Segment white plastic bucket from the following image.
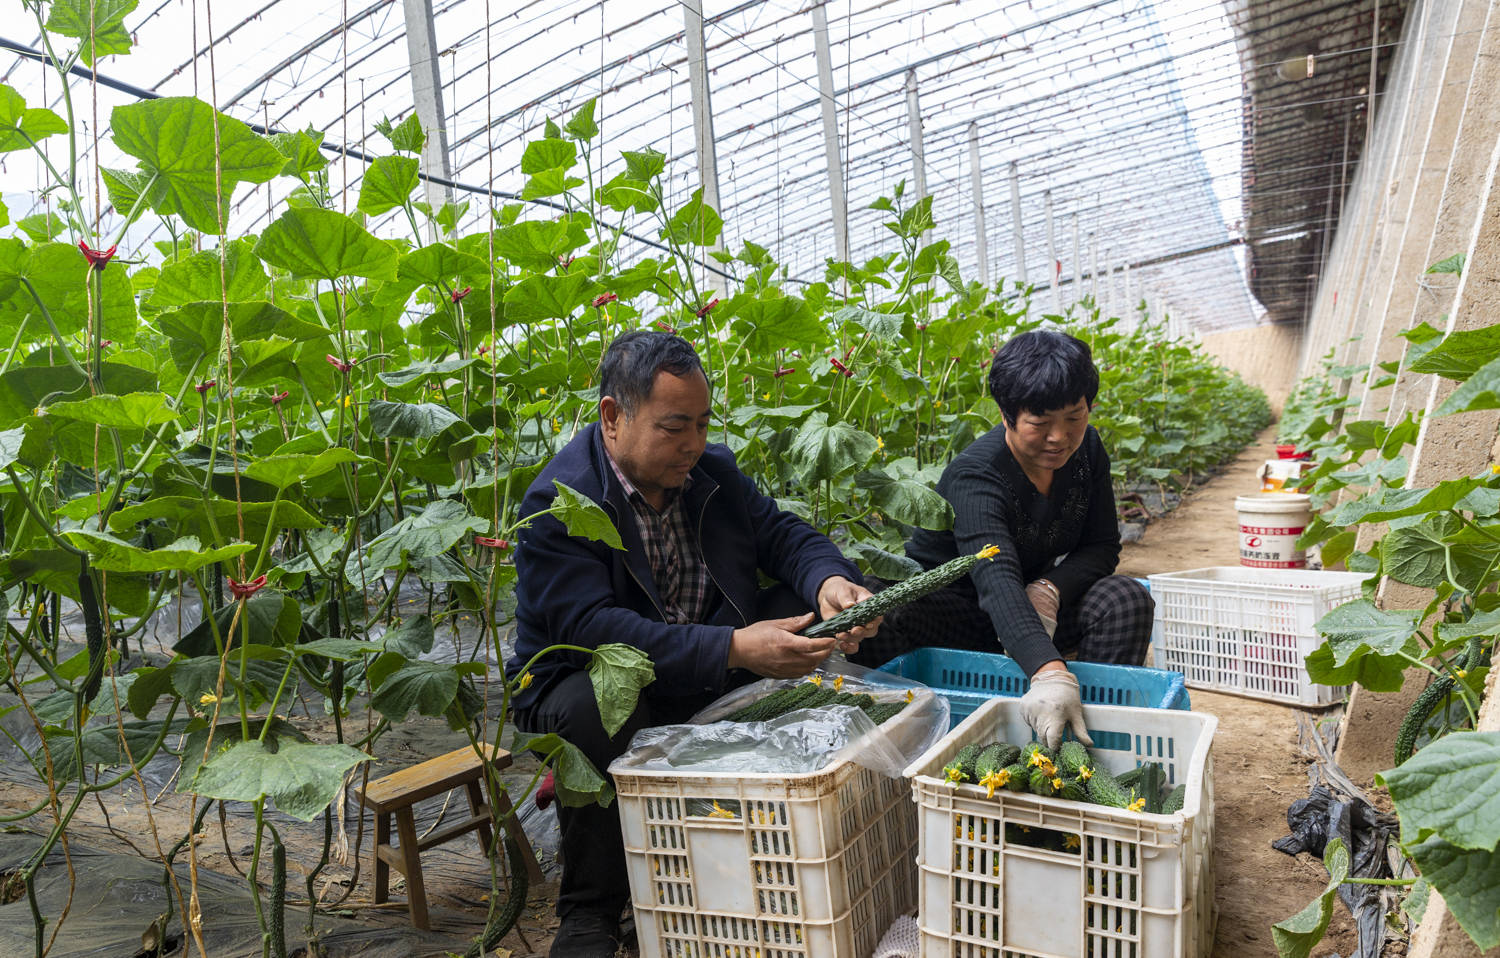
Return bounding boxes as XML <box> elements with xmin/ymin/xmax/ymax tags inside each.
<box><xmin>1234</xmin><ymin>493</ymin><xmax>1312</xmax><ymax>569</ymax></box>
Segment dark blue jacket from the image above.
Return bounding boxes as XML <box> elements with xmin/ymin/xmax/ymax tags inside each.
<box><xmin>506</xmin><ymin>422</ymin><xmax>860</xmax><ymax>707</ymax></box>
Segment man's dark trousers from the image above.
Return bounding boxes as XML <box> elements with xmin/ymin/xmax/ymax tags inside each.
<box><xmin>515</xmin><ymin>584</ymin><xmax>811</xmax><ymax>923</ymax></box>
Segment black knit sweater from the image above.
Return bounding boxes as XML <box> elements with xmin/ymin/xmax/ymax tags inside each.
<box><xmin>905</xmin><ymin>423</ymin><xmax>1121</xmax><ymax>675</ymax></box>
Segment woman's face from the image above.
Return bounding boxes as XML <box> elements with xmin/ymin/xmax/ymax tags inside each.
<box><xmin>1006</xmin><ymin>397</ymin><xmax>1091</xmax><ymax>474</ymax></box>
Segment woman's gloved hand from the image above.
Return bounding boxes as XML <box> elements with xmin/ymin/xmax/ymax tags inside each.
<box><xmin>1020</xmin><ymin>667</ymin><xmax>1093</xmax><ymax>750</ymax></box>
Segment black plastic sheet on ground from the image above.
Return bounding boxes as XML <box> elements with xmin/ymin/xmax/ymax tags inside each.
<box><xmin>0</xmin><ymin>831</ymin><xmax>475</xmax><ymax>958</ymax></box>
<box><xmin>1272</xmin><ymin>784</ymin><xmax>1399</xmax><ymax>958</ymax></box>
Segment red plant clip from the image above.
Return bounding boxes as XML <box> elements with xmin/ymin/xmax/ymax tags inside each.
<box><xmin>450</xmin><ymin>286</ymin><xmax>471</xmax><ymax>304</ymax></box>
<box><xmin>830</xmin><ymin>358</ymin><xmax>853</xmax><ymax>377</ymax></box>
<box><xmin>591</xmin><ymin>292</ymin><xmax>618</xmax><ymax>309</ymax></box>
<box><xmin>100</xmin><ymin>340</ymin><xmax>113</xmax><ymax>349</ymax></box>
<box><xmin>655</xmin><ymin>320</ymin><xmax>678</xmax><ymax>335</ymax></box>
<box><xmin>227</xmin><ymin>575</ymin><xmax>267</xmax><ymax>600</ymax></box>
<box><xmin>773</xmin><ymin>366</ymin><xmax>796</xmax><ymax>378</ymax></box>
<box><xmin>477</xmin><ymin>344</ymin><xmax>490</xmax><ymax>356</ymax></box>
<box><xmin>270</xmin><ymin>391</ymin><xmax>290</xmax><ymax>404</ymax></box>
<box><xmin>558</xmin><ymin>254</ymin><xmax>574</xmax><ymax>268</ymax></box>
<box><xmin>325</xmin><ymin>354</ymin><xmax>353</xmax><ymax>373</ymax></box>
<box><xmin>474</xmin><ymin>536</ymin><xmax>511</xmax><ymax>550</ymax></box>
<box><xmin>916</xmin><ymin>323</ymin><xmax>928</xmax><ymax>333</ymax></box>
<box><xmin>195</xmin><ymin>380</ymin><xmax>217</xmax><ymax>395</ymax></box>
<box><xmin>695</xmin><ymin>298</ymin><xmax>719</xmax><ymax>319</ymax></box>
<box><xmin>78</xmin><ymin>240</ymin><xmax>117</xmax><ymax>271</ymax></box>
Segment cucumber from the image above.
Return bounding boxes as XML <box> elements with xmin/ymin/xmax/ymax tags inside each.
<box><xmin>1002</xmin><ymin>763</ymin><xmax>1029</xmax><ymax>792</ymax></box>
<box><xmin>1059</xmin><ymin>778</ymin><xmax>1088</xmax><ymax>802</ymax></box>
<box><xmin>944</xmin><ymin>744</ymin><xmax>984</xmax><ymax>785</ymax></box>
<box><xmin>975</xmin><ymin>743</ymin><xmax>1018</xmax><ymax>780</ymax></box>
<box><xmin>1162</xmin><ymin>784</ymin><xmax>1186</xmax><ymax>814</ymax></box>
<box><xmin>802</xmin><ymin>545</ymin><xmax>1001</xmax><ymax>637</ymax></box>
<box><xmin>1084</xmin><ymin>765</ymin><xmax>1131</xmax><ymax>809</ymax></box>
<box><xmin>1058</xmin><ymin>741</ymin><xmax>1093</xmax><ymax>777</ymax></box>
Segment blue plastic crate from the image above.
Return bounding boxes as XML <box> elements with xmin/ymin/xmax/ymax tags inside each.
<box><xmin>874</xmin><ymin>647</ymin><xmax>1189</xmax><ymax>729</ymax></box>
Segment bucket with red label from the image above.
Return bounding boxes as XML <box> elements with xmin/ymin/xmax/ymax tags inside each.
<box><xmin>1234</xmin><ymin>493</ymin><xmax>1312</xmax><ymax>568</ymax></box>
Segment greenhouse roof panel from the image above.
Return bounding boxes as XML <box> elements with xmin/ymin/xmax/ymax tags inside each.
<box><xmin>0</xmin><ymin>0</ymin><xmax>1398</xmax><ymax>332</ymax></box>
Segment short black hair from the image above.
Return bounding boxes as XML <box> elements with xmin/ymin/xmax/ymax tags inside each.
<box><xmin>987</xmin><ymin>329</ymin><xmax>1099</xmax><ymax>424</ymax></box>
<box><xmin>597</xmin><ymin>330</ymin><xmax>707</xmax><ymax>418</ymax></box>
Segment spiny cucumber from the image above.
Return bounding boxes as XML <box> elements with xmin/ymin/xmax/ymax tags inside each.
<box><xmin>1001</xmin><ymin>763</ymin><xmax>1029</xmax><ymax>792</ymax></box>
<box><xmin>1394</xmin><ymin>634</ymin><xmax>1485</xmax><ymax>765</ymax></box>
<box><xmin>1162</xmin><ymin>784</ymin><xmax>1186</xmax><ymax>814</ymax></box>
<box><xmin>944</xmin><ymin>744</ymin><xmax>984</xmax><ymax>785</ymax></box>
<box><xmin>802</xmin><ymin>545</ymin><xmax>1001</xmax><ymax>638</ymax></box>
<box><xmin>975</xmin><ymin>743</ymin><xmax>1019</xmax><ymax>781</ymax></box>
<box><xmin>1084</xmin><ymin>765</ymin><xmax>1131</xmax><ymax>809</ymax></box>
<box><xmin>1058</xmin><ymin>741</ymin><xmax>1093</xmax><ymax>777</ymax></box>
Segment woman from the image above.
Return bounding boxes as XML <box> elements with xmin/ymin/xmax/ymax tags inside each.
<box><xmin>852</xmin><ymin>329</ymin><xmax>1154</xmax><ymax>747</ymax></box>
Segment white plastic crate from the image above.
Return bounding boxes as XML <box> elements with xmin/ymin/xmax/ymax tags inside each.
<box><xmin>904</xmin><ymin>698</ymin><xmax>1217</xmax><ymax>958</ymax></box>
<box><xmin>612</xmin><ymin>699</ymin><xmax>928</xmax><ymax>958</ymax></box>
<box><xmin>1148</xmin><ymin>566</ymin><xmax>1372</xmax><ymax>706</ymax></box>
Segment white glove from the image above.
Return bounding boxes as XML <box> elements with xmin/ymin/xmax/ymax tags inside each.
<box><xmin>1020</xmin><ymin>669</ymin><xmax>1093</xmax><ymax>751</ymax></box>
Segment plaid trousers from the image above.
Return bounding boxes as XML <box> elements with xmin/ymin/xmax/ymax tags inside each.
<box><xmin>848</xmin><ymin>574</ymin><xmax>1154</xmax><ymax>670</ymax></box>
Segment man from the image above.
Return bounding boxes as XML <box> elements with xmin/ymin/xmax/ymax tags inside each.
<box><xmin>507</xmin><ymin>330</ymin><xmax>878</xmax><ymax>957</ymax></box>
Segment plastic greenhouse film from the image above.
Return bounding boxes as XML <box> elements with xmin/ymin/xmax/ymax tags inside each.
<box><xmin>611</xmin><ymin>663</ymin><xmax>948</xmax><ymax>778</ymax></box>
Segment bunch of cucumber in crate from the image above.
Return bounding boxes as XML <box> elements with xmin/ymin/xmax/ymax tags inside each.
<box><xmin>724</xmin><ymin>676</ymin><xmax>912</xmax><ymax>725</ymax></box>
<box><xmin>942</xmin><ymin>739</ymin><xmax>1185</xmax><ymax>813</ymax></box>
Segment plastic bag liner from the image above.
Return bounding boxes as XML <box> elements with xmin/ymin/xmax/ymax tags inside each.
<box><xmin>1272</xmin><ymin>783</ymin><xmax>1397</xmax><ymax>958</ymax></box>
<box><xmin>611</xmin><ymin>659</ymin><xmax>948</xmax><ymax>779</ymax></box>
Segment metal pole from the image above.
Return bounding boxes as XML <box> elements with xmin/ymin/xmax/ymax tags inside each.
<box><xmin>1071</xmin><ymin>213</ymin><xmax>1081</xmax><ymax>312</ymax></box>
<box><xmin>1123</xmin><ymin>262</ymin><xmax>1133</xmax><ymax>324</ymax></box>
<box><xmin>402</xmin><ymin>0</ymin><xmax>454</xmax><ymax>221</ymax></box>
<box><xmin>1089</xmin><ymin>231</ymin><xmax>1099</xmax><ymax>307</ymax></box>
<box><xmin>812</xmin><ymin>2</ymin><xmax>848</xmax><ymax>264</ymax></box>
<box><xmin>1103</xmin><ymin>250</ymin><xmax>1114</xmax><ymax>318</ymax></box>
<box><xmin>1045</xmin><ymin>189</ymin><xmax>1059</xmax><ymax>314</ymax></box>
<box><xmin>968</xmin><ymin>121</ymin><xmax>988</xmax><ymax>287</ymax></box>
<box><xmin>1008</xmin><ymin>160</ymin><xmax>1026</xmax><ymax>284</ymax></box>
<box><xmin>905</xmin><ymin>70</ymin><xmax>927</xmax><ymax>205</ymax></box>
<box><xmin>683</xmin><ymin>0</ymin><xmax>725</xmax><ymax>271</ymax></box>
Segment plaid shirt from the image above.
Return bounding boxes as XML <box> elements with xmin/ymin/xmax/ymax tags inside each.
<box><xmin>605</xmin><ymin>451</ymin><xmax>714</xmax><ymax>624</ymax></box>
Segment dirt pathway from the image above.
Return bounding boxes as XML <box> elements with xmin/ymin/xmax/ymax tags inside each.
<box><xmin>1119</xmin><ymin>424</ymin><xmax>1360</xmax><ymax>958</ymax></box>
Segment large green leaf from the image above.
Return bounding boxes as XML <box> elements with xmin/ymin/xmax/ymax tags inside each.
<box><xmin>377</xmin><ymin>114</ymin><xmax>425</xmax><ymax>154</ymax></box>
<box><xmin>357</xmin><ymin>155</ymin><xmax>419</xmax><ymax>216</ymax></box>
<box><xmin>186</xmin><ymin>737</ymin><xmax>372</xmax><ymax>820</ymax></box>
<box><xmin>173</xmin><ymin>593</ymin><xmax>302</xmax><ymax>657</ymax></box>
<box><xmin>1303</xmin><ymin>641</ymin><xmax>1408</xmax><ymax>692</ymax></box>
<box><xmin>491</xmin><ymin>220</ymin><xmax>585</xmax><ymax>272</ymax></box>
<box><xmin>19</xmin><ymin>242</ymin><xmax>137</xmax><ymax>339</ymax></box>
<box><xmin>550</xmin><ymin>481</ymin><xmax>624</xmax><ymax>550</ymax></box>
<box><xmin>46</xmin><ymin>392</ymin><xmax>180</xmax><ymax>429</ymax></box>
<box><xmin>520</xmin><ymin>138</ymin><xmax>576</xmax><ymax>175</ymax></box>
<box><xmin>108</xmin><ymin>496</ymin><xmax>323</xmax><ymax>541</ymax></box>
<box><xmin>1378</xmin><ymin>732</ymin><xmax>1500</xmax><ymax>849</ymax></box>
<box><xmin>512</xmin><ymin>732</ymin><xmax>613</xmax><ymax>808</ymax></box>
<box><xmin>356</xmin><ymin>499</ymin><xmax>488</xmax><ymax>577</ymax></box>
<box><xmin>829</xmin><ymin>304</ymin><xmax>904</xmax><ymax>341</ymax></box>
<box><xmin>112</xmin><ymin>97</ymin><xmax>284</xmax><ymax>231</ymax></box>
<box><xmin>848</xmin><ymin>541</ymin><xmax>923</xmax><ymax>580</ymax></box>
<box><xmin>255</xmin><ymin>208</ymin><xmax>399</xmax><ymax>281</ymax></box>
<box><xmin>1436</xmin><ymin>354</ymin><xmax>1500</xmax><ymax>416</ymax></box>
<box><xmin>856</xmin><ymin>469</ymin><xmax>952</xmax><ymax>529</ymax></box>
<box><xmin>45</xmin><ymin>0</ymin><xmax>137</xmax><ymax>65</ymax></box>
<box><xmin>0</xmin><ymin>547</ymin><xmax>149</xmax><ymax>615</ymax></box>
<box><xmin>0</xmin><ymin>84</ymin><xmax>68</xmax><ymax>152</ymax></box>
<box><xmin>269</xmin><ymin>127</ymin><xmax>327</xmax><ymax>178</ymax></box>
<box><xmin>503</xmin><ymin>272</ymin><xmax>598</xmax><ymax>323</ymax></box>
<box><xmin>735</xmin><ymin>296</ymin><xmax>825</xmax><ymax>349</ymax></box>
<box><xmin>1409</xmin><ymin>325</ymin><xmax>1500</xmax><ymax>382</ymax></box>
<box><xmin>370</xmin><ymin>659</ymin><xmax>484</xmax><ymax>725</ymax></box>
<box><xmin>243</xmin><ymin>447</ymin><xmax>361</xmax><ymax>489</ymax></box>
<box><xmin>1271</xmin><ymin>838</ymin><xmax>1349</xmax><ymax>958</ymax></box>
<box><xmin>367</xmin><ymin>399</ymin><xmax>463</xmax><ymax>439</ymax></box>
<box><xmin>145</xmin><ymin>240</ymin><xmax>268</xmax><ymax>313</ymax></box>
<box><xmin>661</xmin><ymin>188</ymin><xmax>722</xmax><ymax>247</ymax></box>
<box><xmin>62</xmin><ymin>531</ymin><xmax>254</xmax><ymax>574</ymax></box>
<box><xmin>0</xmin><ymin>425</ymin><xmax>23</xmax><ymax>471</ymax></box>
<box><xmin>396</xmin><ymin>243</ymin><xmax>487</xmax><ymax>288</ymax></box>
<box><xmin>1382</xmin><ymin>513</ymin><xmax>1460</xmax><ymax>589</ymax></box>
<box><xmin>788</xmin><ymin>412</ymin><xmax>878</xmax><ymax>483</ymax></box>
<box><xmin>1328</xmin><ymin>479</ymin><xmax>1479</xmax><ymax>526</ymax></box>
<box><xmin>589</xmin><ymin>644</ymin><xmax>655</xmax><ymax>738</ymax></box>
<box><xmin>44</xmin><ymin>720</ymin><xmax>179</xmax><ymax>778</ymax></box>
<box><xmin>1314</xmin><ymin>600</ymin><xmax>1422</xmax><ymax>660</ymax></box>
<box><xmin>1402</xmin><ymin>833</ymin><xmax>1500</xmax><ymax>950</ymax></box>
<box><xmin>377</xmin><ymin>357</ymin><xmax>480</xmax><ymax>389</ymax></box>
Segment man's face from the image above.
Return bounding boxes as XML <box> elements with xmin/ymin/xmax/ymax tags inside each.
<box><xmin>601</xmin><ymin>369</ymin><xmax>712</xmax><ymax>506</ymax></box>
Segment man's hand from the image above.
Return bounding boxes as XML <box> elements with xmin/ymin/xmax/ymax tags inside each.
<box><xmin>816</xmin><ymin>575</ymin><xmax>881</xmax><ymax>654</ymax></box>
<box><xmin>728</xmin><ymin>613</ymin><xmax>836</xmax><ymax>678</ymax></box>
<box><xmin>1025</xmin><ymin>578</ymin><xmax>1060</xmax><ymax>638</ymax></box>
<box><xmin>1019</xmin><ymin>662</ymin><xmax>1093</xmax><ymax>750</ymax></box>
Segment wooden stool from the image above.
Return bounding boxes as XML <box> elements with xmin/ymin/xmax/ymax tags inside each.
<box><xmin>355</xmin><ymin>742</ymin><xmax>544</xmax><ymax>929</ymax></box>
